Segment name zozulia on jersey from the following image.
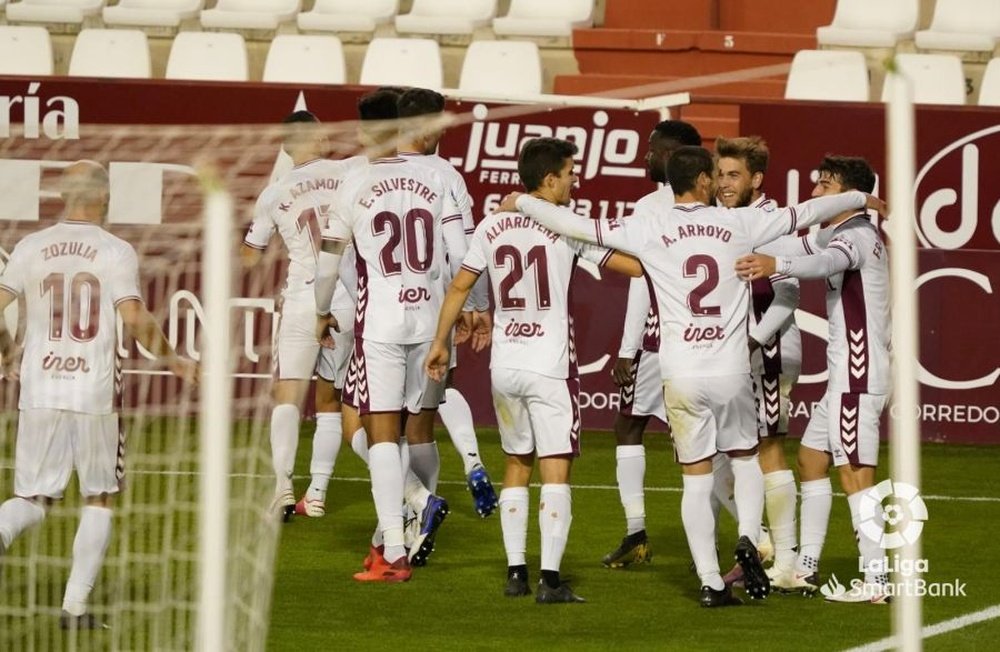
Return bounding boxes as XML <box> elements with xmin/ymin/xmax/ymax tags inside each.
<box><xmin>42</xmin><ymin>241</ymin><xmax>99</xmax><ymax>262</ymax></box>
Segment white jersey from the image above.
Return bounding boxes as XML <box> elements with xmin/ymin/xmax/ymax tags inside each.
<box><xmin>324</xmin><ymin>156</ymin><xmax>465</xmax><ymax>344</ymax></box>
<box><xmin>462</xmin><ymin>210</ymin><xmax>611</xmax><ymax>379</ymax></box>
<box><xmin>515</xmin><ymin>190</ymin><xmax>868</xmax><ymax>380</ymax></box>
<box><xmin>0</xmin><ymin>221</ymin><xmax>142</xmax><ymax>414</ymax></box>
<box><xmin>244</xmin><ymin>157</ymin><xmax>366</xmax><ymax>302</ymax></box>
<box><xmin>817</xmin><ymin>215</ymin><xmax>892</xmax><ymax>394</ymax></box>
<box><xmin>746</xmin><ymin>195</ymin><xmax>802</xmax><ymax>376</ymax></box>
<box><xmin>619</xmin><ymin>186</ymin><xmax>673</xmax><ymax>357</ymax></box>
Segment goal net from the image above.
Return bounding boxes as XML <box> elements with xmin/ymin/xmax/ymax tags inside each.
<box><xmin>0</xmin><ymin>120</ymin><xmax>363</xmax><ymax>651</ymax></box>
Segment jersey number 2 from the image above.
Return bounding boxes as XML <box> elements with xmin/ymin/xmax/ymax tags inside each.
<box><xmin>683</xmin><ymin>254</ymin><xmax>721</xmax><ymax>317</ymax></box>
<box><xmin>41</xmin><ymin>272</ymin><xmax>101</xmax><ymax>342</ymax></box>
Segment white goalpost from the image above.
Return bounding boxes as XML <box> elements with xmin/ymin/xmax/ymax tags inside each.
<box><xmin>885</xmin><ymin>62</ymin><xmax>923</xmax><ymax>651</ymax></box>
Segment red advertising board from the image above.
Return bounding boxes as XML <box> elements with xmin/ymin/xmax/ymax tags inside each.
<box><xmin>1</xmin><ymin>77</ymin><xmax>997</xmax><ymax>443</ymax></box>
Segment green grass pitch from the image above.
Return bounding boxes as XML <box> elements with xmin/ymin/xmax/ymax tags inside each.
<box><xmin>268</xmin><ymin>429</ymin><xmax>1000</xmax><ymax>651</ymax></box>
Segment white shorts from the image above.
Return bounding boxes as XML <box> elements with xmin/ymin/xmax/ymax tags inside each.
<box><xmin>619</xmin><ymin>350</ymin><xmax>667</xmax><ymax>423</ymax></box>
<box><xmin>491</xmin><ymin>367</ymin><xmax>580</xmax><ymax>459</ymax></box>
<box><xmin>342</xmin><ymin>338</ymin><xmax>444</xmax><ymax>415</ymax></box>
<box><xmin>754</xmin><ymin>364</ymin><xmax>800</xmax><ymax>438</ymax></box>
<box><xmin>801</xmin><ymin>391</ymin><xmax>887</xmax><ymax>467</ymax></box>
<box><xmin>315</xmin><ymin>306</ymin><xmax>355</xmax><ymax>390</ymax></box>
<box><xmin>14</xmin><ymin>408</ymin><xmax>124</xmax><ymax>499</ymax></box>
<box><xmin>663</xmin><ymin>374</ymin><xmax>761</xmax><ymax>465</ymax></box>
<box><xmin>273</xmin><ymin>298</ymin><xmax>321</xmax><ymax>380</ymax></box>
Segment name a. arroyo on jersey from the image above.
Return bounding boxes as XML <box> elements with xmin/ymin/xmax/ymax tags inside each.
<box><xmin>42</xmin><ymin>241</ymin><xmax>98</xmax><ymax>262</ymax></box>
<box><xmin>504</xmin><ymin>320</ymin><xmax>545</xmax><ymax>338</ymax></box>
<box><xmin>485</xmin><ymin>214</ymin><xmax>559</xmax><ymax>244</ymax></box>
<box><xmin>662</xmin><ymin>224</ymin><xmax>733</xmax><ymax>248</ymax></box>
<box><xmin>360</xmin><ymin>177</ymin><xmax>439</xmax><ymax>208</ymax></box>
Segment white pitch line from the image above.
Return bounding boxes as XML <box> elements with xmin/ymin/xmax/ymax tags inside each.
<box><xmin>844</xmin><ymin>603</ymin><xmax>1000</xmax><ymax>652</ymax></box>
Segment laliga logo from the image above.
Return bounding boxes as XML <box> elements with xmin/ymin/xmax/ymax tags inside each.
<box><xmin>858</xmin><ymin>480</ymin><xmax>928</xmax><ymax>550</ymax></box>
<box><xmin>914</xmin><ymin>124</ymin><xmax>1000</xmax><ymax>250</ymax></box>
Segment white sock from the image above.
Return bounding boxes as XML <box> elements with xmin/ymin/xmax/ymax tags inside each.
<box><xmin>730</xmin><ymin>455</ymin><xmax>765</xmax><ymax>543</ymax></box>
<box><xmin>539</xmin><ymin>484</ymin><xmax>572</xmax><ymax>573</ymax></box>
<box><xmin>438</xmin><ymin>388</ymin><xmax>482</xmax><ymax>476</ymax></box>
<box><xmin>350</xmin><ymin>428</ymin><xmax>368</xmax><ymax>465</ymax></box>
<box><xmin>848</xmin><ymin>490</ymin><xmax>888</xmax><ymax>586</ymax></box>
<box><xmin>0</xmin><ymin>497</ymin><xmax>46</xmax><ymax>549</ymax></box>
<box><xmin>403</xmin><ymin>468</ymin><xmax>431</xmax><ymax>516</ymax></box>
<box><xmin>62</xmin><ymin>505</ymin><xmax>113</xmax><ymax>616</ymax></box>
<box><xmin>796</xmin><ymin>477</ymin><xmax>832</xmax><ymax>574</ymax></box>
<box><xmin>615</xmin><ymin>445</ymin><xmax>646</xmax><ymax>534</ymax></box>
<box><xmin>408</xmin><ymin>442</ymin><xmax>439</xmax><ymax>494</ymax></box>
<box><xmin>307</xmin><ymin>412</ymin><xmax>342</xmax><ymax>501</ymax></box>
<box><xmin>368</xmin><ymin>442</ymin><xmax>405</xmax><ymax>563</ymax></box>
<box><xmin>499</xmin><ymin>487</ymin><xmax>529</xmax><ymax>567</ymax></box>
<box><xmin>270</xmin><ymin>404</ymin><xmax>300</xmax><ymax>491</ymax></box>
<box><xmin>682</xmin><ymin>473</ymin><xmax>723</xmax><ymax>590</ymax></box>
<box><xmin>764</xmin><ymin>469</ymin><xmax>798</xmax><ymax>571</ymax></box>
<box><xmin>710</xmin><ymin>452</ymin><xmax>738</xmax><ymax>521</ymax></box>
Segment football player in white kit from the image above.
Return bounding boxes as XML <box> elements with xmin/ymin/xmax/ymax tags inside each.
<box><xmin>314</xmin><ymin>92</ymin><xmax>469</xmax><ymax>583</ymax></box>
<box><xmin>500</xmin><ymin>146</ymin><xmax>885</xmax><ymax>607</ymax></box>
<box><xmin>714</xmin><ymin>136</ymin><xmax>797</xmax><ymax>585</ymax></box>
<box><xmin>0</xmin><ymin>161</ymin><xmax>196</xmax><ymax>629</ymax></box>
<box><xmin>241</xmin><ymin>111</ymin><xmax>365</xmax><ymax>520</ymax></box>
<box><xmin>735</xmin><ymin>156</ymin><xmax>892</xmax><ymax>603</ymax></box>
<box><xmin>395</xmin><ymin>87</ymin><xmax>499</xmax><ymax>518</ymax></box>
<box><xmin>426</xmin><ymin>138</ymin><xmax>643</xmax><ymax>603</ymax></box>
<box><xmin>603</xmin><ymin>120</ymin><xmax>702</xmax><ymax>569</ymax></box>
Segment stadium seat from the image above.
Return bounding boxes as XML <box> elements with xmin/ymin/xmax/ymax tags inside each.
<box><xmin>200</xmin><ymin>0</ymin><xmax>299</xmax><ymax>30</ymax></box>
<box><xmin>492</xmin><ymin>0</ymin><xmax>594</xmax><ymax>37</ymax></box>
<box><xmin>978</xmin><ymin>58</ymin><xmax>1000</xmax><ymax>105</ymax></box>
<box><xmin>881</xmin><ymin>53</ymin><xmax>966</xmax><ymax>104</ymax></box>
<box><xmin>68</xmin><ymin>28</ymin><xmax>151</xmax><ymax>78</ymax></box>
<box><xmin>0</xmin><ymin>25</ymin><xmax>52</xmax><ymax>75</ymax></box>
<box><xmin>297</xmin><ymin>0</ymin><xmax>396</xmax><ymax>34</ymax></box>
<box><xmin>4</xmin><ymin>0</ymin><xmax>104</xmax><ymax>24</ymax></box>
<box><xmin>459</xmin><ymin>40</ymin><xmax>542</xmax><ymax>95</ymax></box>
<box><xmin>359</xmin><ymin>37</ymin><xmax>442</xmax><ymax>89</ymax></box>
<box><xmin>165</xmin><ymin>31</ymin><xmax>248</xmax><ymax>81</ymax></box>
<box><xmin>816</xmin><ymin>0</ymin><xmax>919</xmax><ymax>48</ymax></box>
<box><xmin>395</xmin><ymin>0</ymin><xmax>495</xmax><ymax>35</ymax></box>
<box><xmin>784</xmin><ymin>49</ymin><xmax>869</xmax><ymax>102</ymax></box>
<box><xmin>103</xmin><ymin>0</ymin><xmax>203</xmax><ymax>28</ymax></box>
<box><xmin>262</xmin><ymin>34</ymin><xmax>345</xmax><ymax>84</ymax></box>
<box><xmin>915</xmin><ymin>0</ymin><xmax>1000</xmax><ymax>54</ymax></box>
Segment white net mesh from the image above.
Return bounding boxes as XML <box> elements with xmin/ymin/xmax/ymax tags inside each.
<box><xmin>0</xmin><ymin>121</ymin><xmax>365</xmax><ymax>651</ymax></box>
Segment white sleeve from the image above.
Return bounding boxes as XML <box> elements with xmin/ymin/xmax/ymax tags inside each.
<box><xmin>315</xmin><ymin>210</ymin><xmax>352</xmax><ymax>314</ymax></box>
<box><xmin>618</xmin><ymin>276</ymin><xmax>651</xmax><ymax>358</ymax></box>
<box><xmin>441</xmin><ymin>193</ymin><xmax>468</xmax><ymax>282</ymax></box>
<box><xmin>109</xmin><ymin>245</ymin><xmax>144</xmax><ymax>306</ymax></box>
<box><xmin>776</xmin><ymin>237</ymin><xmax>856</xmax><ymax>280</ymax></box>
<box><xmin>460</xmin><ymin>225</ymin><xmax>489</xmax><ymax>275</ymax></box>
<box><xmin>747</xmin><ymin>191</ymin><xmax>867</xmax><ymax>249</ymax></box>
<box><xmin>749</xmin><ymin>276</ymin><xmax>799</xmax><ymax>345</ymax></box>
<box><xmin>515</xmin><ymin>194</ymin><xmax>646</xmax><ymax>255</ymax></box>
<box><xmin>243</xmin><ymin>193</ymin><xmax>275</xmax><ymax>250</ymax></box>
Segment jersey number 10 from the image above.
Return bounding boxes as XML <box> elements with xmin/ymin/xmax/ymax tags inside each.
<box><xmin>41</xmin><ymin>272</ymin><xmax>101</xmax><ymax>342</ymax></box>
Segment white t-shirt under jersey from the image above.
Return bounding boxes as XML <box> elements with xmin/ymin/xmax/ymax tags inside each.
<box><xmin>0</xmin><ymin>221</ymin><xmax>143</xmax><ymax>414</ymax></box>
<box><xmin>244</xmin><ymin>157</ymin><xmax>366</xmax><ymax>303</ymax></box>
<box><xmin>462</xmin><ymin>210</ymin><xmax>611</xmax><ymax>379</ymax></box>
<box><xmin>323</xmin><ymin>156</ymin><xmax>466</xmax><ymax>345</ymax></box>
<box><xmin>515</xmin><ymin>190</ymin><xmax>868</xmax><ymax>380</ymax></box>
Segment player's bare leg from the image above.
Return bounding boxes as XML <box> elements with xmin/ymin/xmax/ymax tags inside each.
<box><xmin>500</xmin><ymin>453</ymin><xmax>533</xmax><ymax>597</ymax></box>
<box><xmin>786</xmin><ymin>445</ymin><xmax>832</xmax><ymax>594</ymax></box>
<box><xmin>403</xmin><ymin>410</ymin><xmax>448</xmax><ymax>567</ymax></box>
<box><xmin>270</xmin><ymin>378</ymin><xmax>310</xmax><ymax>521</ymax></box>
<box><xmin>354</xmin><ymin>412</ymin><xmax>411</xmax><ymax>582</ymax></box>
<box><xmin>603</xmin><ymin>412</ymin><xmax>652</xmax><ymax>568</ymax></box>
<box><xmin>296</xmin><ymin>378</ymin><xmax>342</xmax><ymax>518</ymax></box>
<box><xmin>61</xmin><ymin>493</ymin><xmax>113</xmax><ymax>629</ymax></box>
<box><xmin>681</xmin><ymin>458</ymin><xmax>739</xmax><ymax>607</ymax></box>
<box><xmin>535</xmin><ymin>455</ymin><xmax>584</xmax><ymax>604</ymax></box>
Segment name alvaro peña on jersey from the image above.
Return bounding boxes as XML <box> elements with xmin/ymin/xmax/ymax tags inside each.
<box><xmin>42</xmin><ymin>241</ymin><xmax>98</xmax><ymax>262</ymax></box>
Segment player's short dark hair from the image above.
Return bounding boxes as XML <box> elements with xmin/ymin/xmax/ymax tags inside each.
<box><xmin>818</xmin><ymin>155</ymin><xmax>876</xmax><ymax>193</ymax></box>
<box><xmin>715</xmin><ymin>135</ymin><xmax>769</xmax><ymax>175</ymax></box>
<box><xmin>397</xmin><ymin>88</ymin><xmax>445</xmax><ymax>119</ymax></box>
<box><xmin>282</xmin><ymin>110</ymin><xmax>320</xmax><ymax>148</ymax></box>
<box><xmin>376</xmin><ymin>85</ymin><xmax>409</xmax><ymax>97</ymax></box>
<box><xmin>282</xmin><ymin>110</ymin><xmax>318</xmax><ymax>125</ymax></box>
<box><xmin>357</xmin><ymin>90</ymin><xmax>399</xmax><ymax>121</ymax></box>
<box><xmin>518</xmin><ymin>137</ymin><xmax>578</xmax><ymax>192</ymax></box>
<box><xmin>653</xmin><ymin>120</ymin><xmax>702</xmax><ymax>147</ymax></box>
<box><xmin>666</xmin><ymin>146</ymin><xmax>714</xmax><ymax>195</ymax></box>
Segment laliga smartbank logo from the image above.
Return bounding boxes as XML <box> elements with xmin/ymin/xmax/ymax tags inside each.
<box><xmin>819</xmin><ymin>481</ymin><xmax>967</xmax><ymax>599</ymax></box>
